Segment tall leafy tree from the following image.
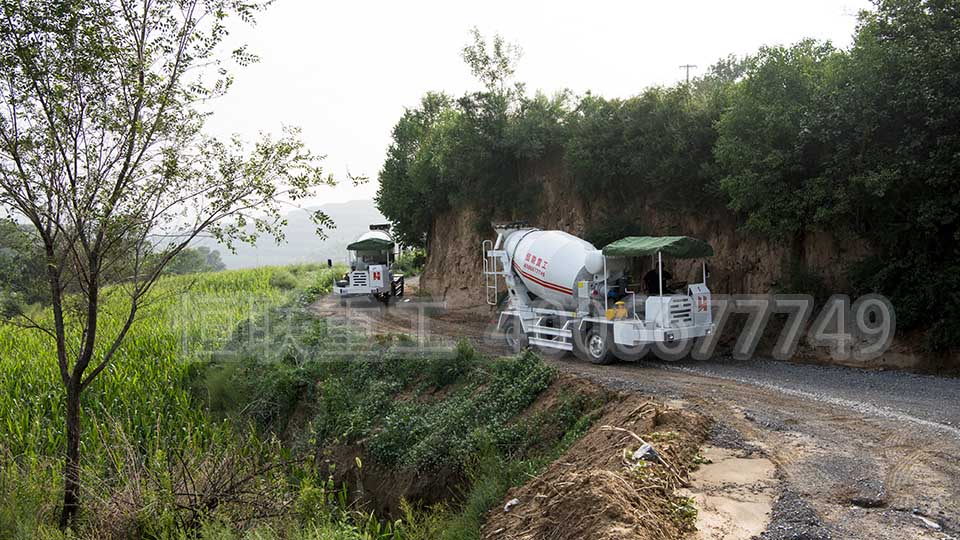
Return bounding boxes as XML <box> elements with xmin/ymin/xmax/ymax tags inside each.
<box><xmin>376</xmin><ymin>92</ymin><xmax>452</xmax><ymax>248</ymax></box>
<box><xmin>377</xmin><ymin>29</ymin><xmax>537</xmax><ymax>246</ymax></box>
<box><xmin>714</xmin><ymin>40</ymin><xmax>841</xmax><ymax>240</ymax></box>
<box><xmin>821</xmin><ymin>0</ymin><xmax>960</xmax><ymax>346</ymax></box>
<box><xmin>0</xmin><ymin>0</ymin><xmax>332</xmax><ymax>525</ymax></box>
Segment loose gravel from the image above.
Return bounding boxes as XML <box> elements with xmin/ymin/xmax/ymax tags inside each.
<box><xmin>757</xmin><ymin>490</ymin><xmax>832</xmax><ymax>540</ymax></box>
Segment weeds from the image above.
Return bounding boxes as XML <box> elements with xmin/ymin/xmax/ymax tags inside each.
<box><xmin>671</xmin><ymin>496</ymin><xmax>698</xmax><ymax>529</ymax></box>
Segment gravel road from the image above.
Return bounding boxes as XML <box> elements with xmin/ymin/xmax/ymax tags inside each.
<box><xmin>546</xmin><ymin>356</ymin><xmax>960</xmax><ymax>540</ymax></box>
<box><xmin>650</xmin><ymin>357</ymin><xmax>960</xmax><ymax>436</ymax></box>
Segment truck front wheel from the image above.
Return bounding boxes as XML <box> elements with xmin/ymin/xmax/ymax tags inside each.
<box><xmin>575</xmin><ymin>325</ymin><xmax>615</xmax><ymax>365</ymax></box>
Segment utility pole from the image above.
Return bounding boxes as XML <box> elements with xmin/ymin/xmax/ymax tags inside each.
<box><xmin>679</xmin><ymin>64</ymin><xmax>698</xmax><ymax>84</ymax></box>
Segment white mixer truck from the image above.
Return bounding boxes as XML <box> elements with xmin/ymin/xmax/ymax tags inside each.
<box><xmin>334</xmin><ymin>225</ymin><xmax>405</xmax><ymax>304</ymax></box>
<box><xmin>482</xmin><ymin>223</ymin><xmax>715</xmax><ymax>363</ymax></box>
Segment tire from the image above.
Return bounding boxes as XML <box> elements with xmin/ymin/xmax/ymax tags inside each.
<box><xmin>575</xmin><ymin>324</ymin><xmax>616</xmax><ymax>365</ymax></box>
<box><xmin>502</xmin><ymin>318</ymin><xmax>528</xmax><ymax>354</ymax></box>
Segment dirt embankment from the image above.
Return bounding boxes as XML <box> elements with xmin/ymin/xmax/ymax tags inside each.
<box><xmin>419</xmin><ymin>154</ymin><xmax>942</xmax><ymax>370</ymax></box>
<box><xmin>422</xmin><ymin>154</ymin><xmax>867</xmax><ymax>309</ymax></box>
<box><xmin>482</xmin><ymin>390</ymin><xmax>780</xmax><ymax>540</ymax></box>
<box><xmin>483</xmin><ymin>395</ymin><xmax>715</xmax><ymax>540</ymax></box>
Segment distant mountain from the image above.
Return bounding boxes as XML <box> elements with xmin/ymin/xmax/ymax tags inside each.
<box><xmin>196</xmin><ymin>199</ymin><xmax>387</xmax><ymax>269</ymax></box>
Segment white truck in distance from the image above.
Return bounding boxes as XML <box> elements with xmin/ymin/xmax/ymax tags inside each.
<box><xmin>334</xmin><ymin>225</ymin><xmax>405</xmax><ymax>304</ymax></box>
<box><xmin>483</xmin><ymin>223</ymin><xmax>715</xmax><ymax>364</ymax></box>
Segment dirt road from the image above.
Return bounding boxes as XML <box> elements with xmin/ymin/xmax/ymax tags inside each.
<box><xmin>551</xmin><ymin>357</ymin><xmax>959</xmax><ymax>539</ymax></box>
<box><xmin>312</xmin><ymin>291</ymin><xmax>960</xmax><ymax>539</ymax></box>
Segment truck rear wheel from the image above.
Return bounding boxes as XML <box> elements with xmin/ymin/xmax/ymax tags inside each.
<box><xmin>575</xmin><ymin>325</ymin><xmax>615</xmax><ymax>365</ymax></box>
<box><xmin>502</xmin><ymin>318</ymin><xmax>528</xmax><ymax>354</ymax></box>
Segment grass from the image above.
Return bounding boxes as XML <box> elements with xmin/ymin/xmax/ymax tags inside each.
<box><xmin>0</xmin><ymin>262</ymin><xmax>605</xmax><ymax>540</ymax></box>
<box><xmin>0</xmin><ymin>264</ymin><xmax>340</xmax><ymax>538</ymax></box>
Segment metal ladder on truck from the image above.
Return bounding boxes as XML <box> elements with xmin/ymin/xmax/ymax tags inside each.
<box><xmin>482</xmin><ymin>239</ymin><xmax>574</xmax><ymax>352</ymax></box>
<box><xmin>481</xmin><ymin>239</ymin><xmax>509</xmax><ymax>306</ymax></box>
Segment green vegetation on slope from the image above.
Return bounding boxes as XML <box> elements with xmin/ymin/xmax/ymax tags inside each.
<box><xmin>376</xmin><ymin>0</ymin><xmax>960</xmax><ymax>350</ymax></box>
<box><xmin>1</xmin><ymin>265</ymin><xmax>605</xmax><ymax>539</ymax></box>
<box><xmin>199</xmin><ymin>301</ymin><xmax>607</xmax><ymax>540</ymax></box>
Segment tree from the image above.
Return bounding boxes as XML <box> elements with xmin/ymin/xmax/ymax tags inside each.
<box><xmin>377</xmin><ymin>30</ymin><xmax>539</xmax><ymax>246</ymax></box>
<box><xmin>461</xmin><ymin>26</ymin><xmax>522</xmax><ymax>94</ymax></box>
<box><xmin>0</xmin><ymin>218</ymin><xmax>46</xmax><ymax>314</ymax></box>
<box><xmin>563</xmin><ymin>82</ymin><xmax>725</xmax><ymax>206</ymax></box>
<box><xmin>820</xmin><ymin>0</ymin><xmax>960</xmax><ymax>347</ymax></box>
<box><xmin>0</xmin><ymin>0</ymin><xmax>332</xmax><ymax>526</ymax></box>
<box><xmin>376</xmin><ymin>92</ymin><xmax>452</xmax><ymax>248</ymax></box>
<box><xmin>164</xmin><ymin>246</ymin><xmax>226</xmax><ymax>275</ymax></box>
<box><xmin>714</xmin><ymin>40</ymin><xmax>841</xmax><ymax>239</ymax></box>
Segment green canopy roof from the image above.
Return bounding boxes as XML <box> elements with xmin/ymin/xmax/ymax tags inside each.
<box><xmin>347</xmin><ymin>238</ymin><xmax>394</xmax><ymax>251</ymax></box>
<box><xmin>602</xmin><ymin>236</ymin><xmax>714</xmax><ymax>259</ymax></box>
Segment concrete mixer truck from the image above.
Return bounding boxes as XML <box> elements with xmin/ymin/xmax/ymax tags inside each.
<box><xmin>482</xmin><ymin>223</ymin><xmax>715</xmax><ymax>364</ymax></box>
<box><xmin>334</xmin><ymin>224</ymin><xmax>405</xmax><ymax>304</ymax></box>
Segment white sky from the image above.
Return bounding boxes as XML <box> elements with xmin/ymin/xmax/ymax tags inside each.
<box><xmin>204</xmin><ymin>0</ymin><xmax>873</xmax><ymax>207</ymax></box>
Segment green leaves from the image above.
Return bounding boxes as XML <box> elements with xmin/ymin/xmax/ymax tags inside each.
<box><xmin>0</xmin><ymin>219</ymin><xmax>46</xmax><ymax>314</ymax></box>
<box><xmin>377</xmin><ymin>31</ymin><xmax>563</xmax><ymax>248</ymax></box>
<box><xmin>461</xmin><ymin>27</ymin><xmax>522</xmax><ymax>93</ymax></box>
<box><xmin>714</xmin><ymin>40</ymin><xmax>841</xmax><ymax>239</ymax></box>
<box><xmin>563</xmin><ymin>84</ymin><xmax>724</xmax><ymax>206</ymax></box>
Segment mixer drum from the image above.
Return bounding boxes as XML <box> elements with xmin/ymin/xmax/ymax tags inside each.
<box><xmin>503</xmin><ymin>229</ymin><xmax>603</xmax><ymax>311</ymax></box>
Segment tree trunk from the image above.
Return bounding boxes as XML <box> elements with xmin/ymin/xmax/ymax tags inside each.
<box><xmin>59</xmin><ymin>381</ymin><xmax>82</xmax><ymax>528</ymax></box>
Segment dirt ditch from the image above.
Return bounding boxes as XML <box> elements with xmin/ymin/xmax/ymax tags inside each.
<box><xmin>308</xmin><ymin>374</ymin><xmax>614</xmax><ymax>520</ymax></box>
<box><xmin>298</xmin><ymin>367</ymin><xmax>780</xmax><ymax>540</ymax></box>
<box><xmin>310</xmin><ymin>291</ymin><xmax>788</xmax><ymax>539</ymax></box>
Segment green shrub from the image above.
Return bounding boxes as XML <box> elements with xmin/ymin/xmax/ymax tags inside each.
<box><xmin>269</xmin><ymin>270</ymin><xmax>299</xmax><ymax>290</ymax></box>
<box><xmin>392</xmin><ymin>249</ymin><xmax>427</xmax><ymax>277</ymax></box>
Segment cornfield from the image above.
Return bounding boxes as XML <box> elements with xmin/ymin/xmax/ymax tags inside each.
<box><xmin>0</xmin><ymin>265</ymin><xmax>338</xmax><ymax>532</ymax></box>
